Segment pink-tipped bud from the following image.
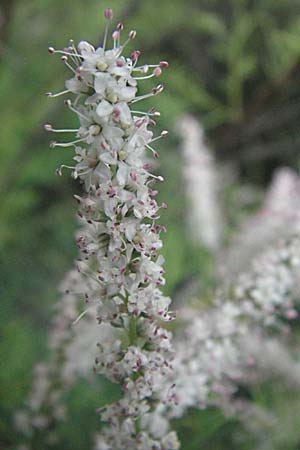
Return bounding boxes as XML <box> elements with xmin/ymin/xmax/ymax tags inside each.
<box><xmin>116</xmin><ymin>58</ymin><xmax>124</xmax><ymax>67</ymax></box>
<box><xmin>64</xmin><ymin>99</ymin><xmax>72</xmax><ymax>107</ymax></box>
<box><xmin>153</xmin><ymin>111</ymin><xmax>161</xmax><ymax>117</ymax></box>
<box><xmin>129</xmin><ymin>30</ymin><xmax>136</xmax><ymax>39</ymax></box>
<box><xmin>149</xmin><ymin>119</ymin><xmax>156</xmax><ymax>126</ymax></box>
<box><xmin>48</xmin><ymin>46</ymin><xmax>55</xmax><ymax>54</ymax></box>
<box><xmin>153</xmin><ymin>151</ymin><xmax>159</xmax><ymax>159</ymax></box>
<box><xmin>161</xmin><ymin>202</ymin><xmax>167</xmax><ymax>209</ymax></box>
<box><xmin>75</xmin><ymin>66</ymin><xmax>82</xmax><ymax>73</ymax></box>
<box><xmin>117</xmin><ymin>22</ymin><xmax>124</xmax><ymax>30</ymax></box>
<box><xmin>44</xmin><ymin>124</ymin><xmax>52</xmax><ymax>131</ymax></box>
<box><xmin>161</xmin><ymin>130</ymin><xmax>168</xmax><ymax>137</ymax></box>
<box><xmin>104</xmin><ymin>8</ymin><xmax>113</xmax><ymax>20</ymax></box>
<box><xmin>69</xmin><ymin>39</ymin><xmax>74</xmax><ymax>45</ymax></box>
<box><xmin>135</xmin><ymin>118</ymin><xmax>144</xmax><ymax>127</ymax></box>
<box><xmin>131</xmin><ymin>50</ymin><xmax>141</xmax><ymax>61</ymax></box>
<box><xmin>112</xmin><ymin>30</ymin><xmax>119</xmax><ymax>41</ymax></box>
<box><xmin>61</xmin><ymin>55</ymin><xmax>68</xmax><ymax>62</ymax></box>
<box><xmin>157</xmin><ymin>175</ymin><xmax>164</xmax><ymax>182</ymax></box>
<box><xmin>159</xmin><ymin>60</ymin><xmax>169</xmax><ymax>68</ymax></box>
<box><xmin>148</xmin><ymin>188</ymin><xmax>158</xmax><ymax>196</ymax></box>
<box><xmin>130</xmin><ymin>172</ymin><xmax>137</xmax><ymax>181</ymax></box>
<box><xmin>113</xmin><ymin>107</ymin><xmax>120</xmax><ymax>117</ymax></box>
<box><xmin>143</xmin><ymin>163</ymin><xmax>151</xmax><ymax>170</ymax></box>
<box><xmin>153</xmin><ymin>67</ymin><xmax>162</xmax><ymax>77</ymax></box>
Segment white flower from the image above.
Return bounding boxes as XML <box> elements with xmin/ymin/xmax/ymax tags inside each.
<box><xmin>123</xmin><ymin>346</ymin><xmax>148</xmax><ymax>374</ymax></box>
<box><xmin>96</xmin><ymin>99</ymin><xmax>114</xmax><ymax>120</ymax></box>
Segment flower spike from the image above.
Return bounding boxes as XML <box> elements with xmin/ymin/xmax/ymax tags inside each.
<box><xmin>45</xmin><ymin>8</ymin><xmax>179</xmax><ymax>450</ymax></box>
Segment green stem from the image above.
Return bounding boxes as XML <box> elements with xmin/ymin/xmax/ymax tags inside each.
<box><xmin>129</xmin><ymin>316</ymin><xmax>138</xmax><ymax>345</ymax></box>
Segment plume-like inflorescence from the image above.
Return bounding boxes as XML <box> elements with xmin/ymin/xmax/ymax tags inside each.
<box><xmin>218</xmin><ymin>167</ymin><xmax>300</xmax><ymax>280</ymax></box>
<box><xmin>178</xmin><ymin>115</ymin><xmax>223</xmax><ymax>252</ymax></box>
<box><xmin>14</xmin><ymin>270</ymin><xmax>101</xmax><ymax>447</ymax></box>
<box><xmin>45</xmin><ymin>8</ymin><xmax>179</xmax><ymax>450</ymax></box>
<box><xmin>172</xmin><ymin>233</ymin><xmax>300</xmax><ymax>419</ymax></box>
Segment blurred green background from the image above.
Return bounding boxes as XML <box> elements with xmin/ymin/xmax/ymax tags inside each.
<box><xmin>1</xmin><ymin>0</ymin><xmax>300</xmax><ymax>448</ymax></box>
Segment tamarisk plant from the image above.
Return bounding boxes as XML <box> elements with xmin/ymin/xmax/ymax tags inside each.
<box><xmin>45</xmin><ymin>8</ymin><xmax>179</xmax><ymax>450</ymax></box>
<box><xmin>171</xmin><ymin>233</ymin><xmax>300</xmax><ymax>425</ymax></box>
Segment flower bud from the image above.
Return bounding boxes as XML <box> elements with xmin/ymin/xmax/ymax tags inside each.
<box><xmin>104</xmin><ymin>8</ymin><xmax>113</xmax><ymax>20</ymax></box>
<box><xmin>131</xmin><ymin>50</ymin><xmax>141</xmax><ymax>61</ymax></box>
<box><xmin>159</xmin><ymin>60</ymin><xmax>169</xmax><ymax>68</ymax></box>
<box><xmin>112</xmin><ymin>31</ymin><xmax>119</xmax><ymax>41</ymax></box>
<box><xmin>153</xmin><ymin>67</ymin><xmax>162</xmax><ymax>77</ymax></box>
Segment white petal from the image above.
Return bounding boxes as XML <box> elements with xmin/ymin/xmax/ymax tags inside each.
<box><xmin>96</xmin><ymin>100</ymin><xmax>113</xmax><ymax>118</ymax></box>
<box><xmin>115</xmin><ymin>102</ymin><xmax>132</xmax><ymax>127</ymax></box>
<box><xmin>94</xmin><ymin>72</ymin><xmax>111</xmax><ymax>95</ymax></box>
<box><xmin>118</xmin><ymin>86</ymin><xmax>137</xmax><ymax>102</ymax></box>
<box><xmin>78</xmin><ymin>41</ymin><xmax>95</xmax><ymax>55</ymax></box>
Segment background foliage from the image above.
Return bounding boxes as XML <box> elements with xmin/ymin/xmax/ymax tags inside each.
<box><xmin>1</xmin><ymin>0</ymin><xmax>300</xmax><ymax>448</ymax></box>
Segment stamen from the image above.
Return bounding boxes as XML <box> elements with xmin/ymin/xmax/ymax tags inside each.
<box><xmin>129</xmin><ymin>92</ymin><xmax>156</xmax><ymax>104</ymax></box>
<box><xmin>131</xmin><ymin>50</ymin><xmax>141</xmax><ymax>62</ymax></box>
<box><xmin>56</xmin><ymin>164</ymin><xmax>76</xmax><ymax>176</ymax></box>
<box><xmin>159</xmin><ymin>60</ymin><xmax>169</xmax><ymax>68</ymax></box>
<box><xmin>76</xmin><ymin>167</ymin><xmax>93</xmax><ymax>177</ymax></box>
<box><xmin>44</xmin><ymin>124</ymin><xmax>78</xmax><ymax>133</ymax></box>
<box><xmin>50</xmin><ymin>138</ymin><xmax>86</xmax><ymax>148</ymax></box>
<box><xmin>148</xmin><ymin>173</ymin><xmax>164</xmax><ymax>182</ymax></box>
<box><xmin>148</xmin><ymin>107</ymin><xmax>161</xmax><ymax>117</ymax></box>
<box><xmin>146</xmin><ymin>144</ymin><xmax>158</xmax><ymax>158</ymax></box>
<box><xmin>104</xmin><ymin>8</ymin><xmax>113</xmax><ymax>20</ymax></box>
<box><xmin>152</xmin><ymin>84</ymin><xmax>164</xmax><ymax>94</ymax></box>
<box><xmin>133</xmin><ymin>72</ymin><xmax>157</xmax><ymax>81</ymax></box>
<box><xmin>112</xmin><ymin>30</ymin><xmax>119</xmax><ymax>49</ymax></box>
<box><xmin>103</xmin><ymin>9</ymin><xmax>113</xmax><ymax>50</ymax></box>
<box><xmin>61</xmin><ymin>55</ymin><xmax>78</xmax><ymax>74</ymax></box>
<box><xmin>64</xmin><ymin>99</ymin><xmax>90</xmax><ymax>121</ymax></box>
<box><xmin>48</xmin><ymin>47</ymin><xmax>82</xmax><ymax>59</ymax></box>
<box><xmin>46</xmin><ymin>90</ymin><xmax>70</xmax><ymax>98</ymax></box>
<box><xmin>132</xmin><ymin>64</ymin><xmax>160</xmax><ymax>72</ymax></box>
<box><xmin>130</xmin><ymin>110</ymin><xmax>151</xmax><ymax>116</ymax></box>
<box><xmin>148</xmin><ymin>131</ymin><xmax>168</xmax><ymax>144</ymax></box>
<box><xmin>116</xmin><ymin>30</ymin><xmax>137</xmax><ymax>58</ymax></box>
<box><xmin>72</xmin><ymin>308</ymin><xmax>90</xmax><ymax>325</ymax></box>
<box><xmin>69</xmin><ymin>40</ymin><xmax>82</xmax><ymax>65</ymax></box>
